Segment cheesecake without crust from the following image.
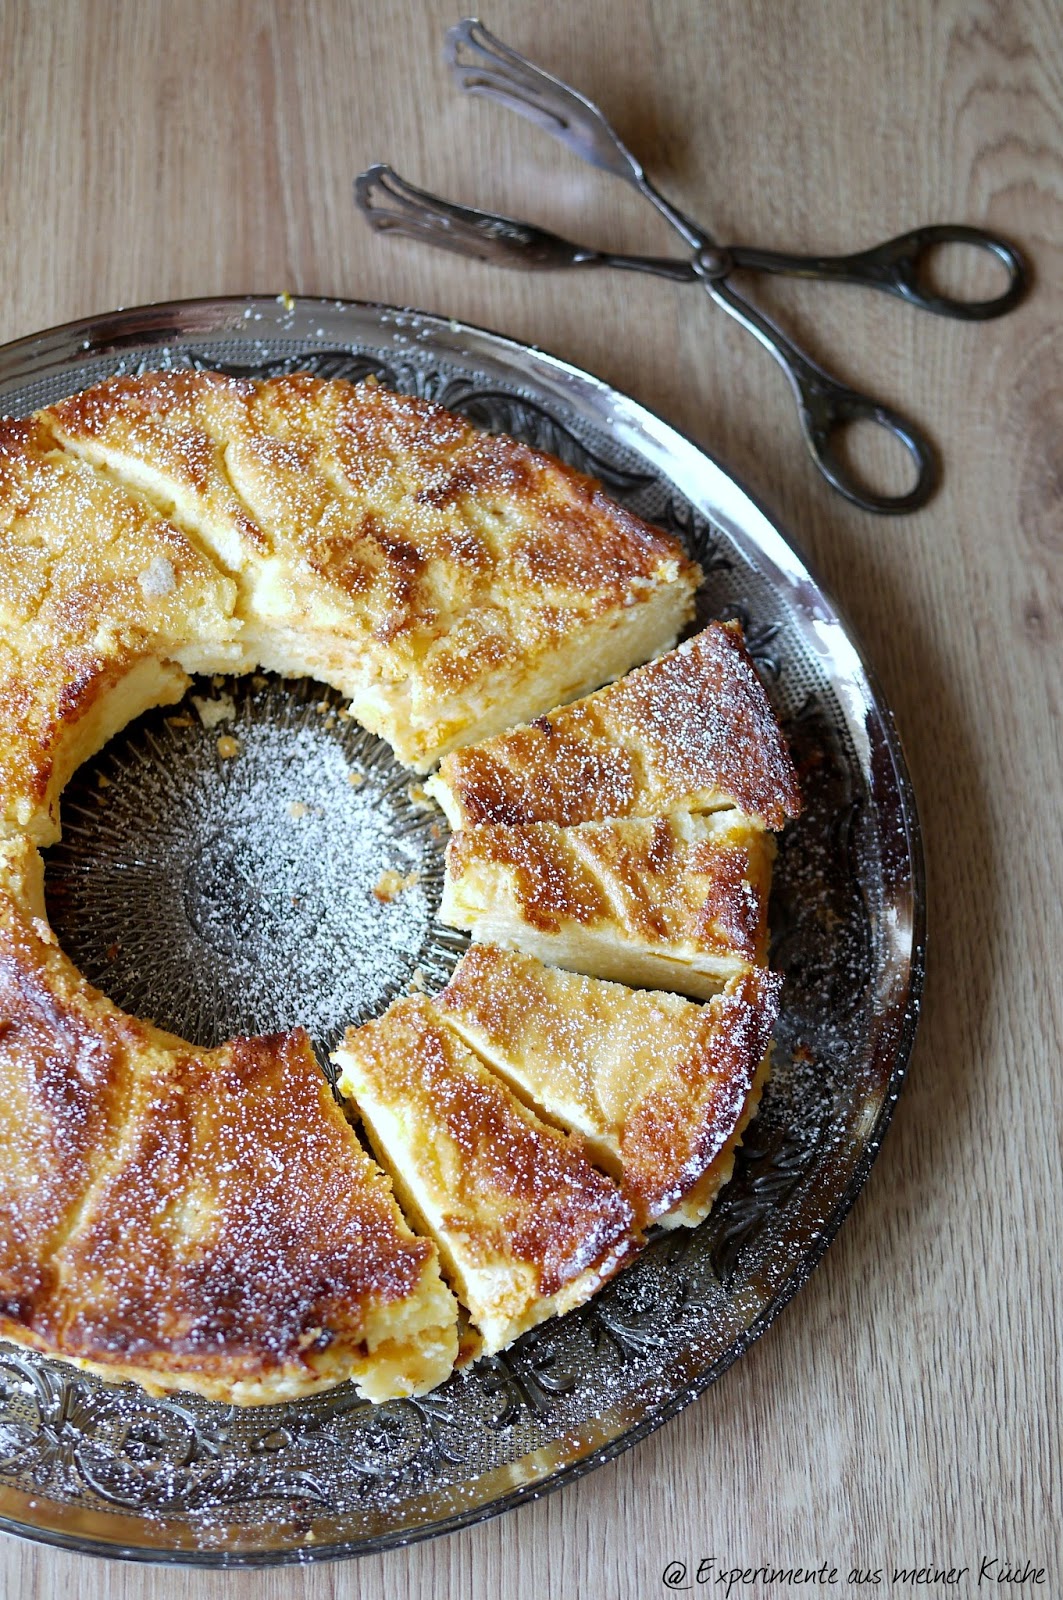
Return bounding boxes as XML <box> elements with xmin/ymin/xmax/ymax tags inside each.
<box><xmin>438</xmin><ymin>944</ymin><xmax>781</xmax><ymax>1229</ymax></box>
<box><xmin>45</xmin><ymin>372</ymin><xmax>700</xmax><ymax>770</ymax></box>
<box><xmin>426</xmin><ymin>619</ymin><xmax>802</xmax><ymax>829</ymax></box>
<box><xmin>0</xmin><ymin>367</ymin><xmax>802</xmax><ymax>1411</ymax></box>
<box><xmin>332</xmin><ymin>995</ymin><xmax>641</xmax><ymax>1356</ymax></box>
<box><xmin>439</xmin><ymin>810</ymin><xmax>774</xmax><ymax>1000</ymax></box>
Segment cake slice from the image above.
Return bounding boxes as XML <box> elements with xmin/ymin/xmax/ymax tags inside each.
<box><xmin>439</xmin><ymin>811</ymin><xmax>773</xmax><ymax>1000</ymax></box>
<box><xmin>0</xmin><ymin>416</ymin><xmax>243</xmax><ymax>842</ymax></box>
<box><xmin>45</xmin><ymin>372</ymin><xmax>700</xmax><ymax>770</ymax></box>
<box><xmin>426</xmin><ymin>619</ymin><xmax>801</xmax><ymax>829</ymax></box>
<box><xmin>332</xmin><ymin>995</ymin><xmax>640</xmax><ymax>1355</ymax></box>
<box><xmin>48</xmin><ymin>1029</ymin><xmax>459</xmax><ymax>1406</ymax></box>
<box><xmin>0</xmin><ymin>837</ymin><xmax>459</xmax><ymax>1405</ymax></box>
<box><xmin>437</xmin><ymin>945</ymin><xmax>781</xmax><ymax>1229</ymax></box>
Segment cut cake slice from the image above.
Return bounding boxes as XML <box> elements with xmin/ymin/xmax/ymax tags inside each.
<box><xmin>439</xmin><ymin>810</ymin><xmax>773</xmax><ymax>1000</ymax></box>
<box><xmin>438</xmin><ymin>944</ymin><xmax>781</xmax><ymax>1229</ymax></box>
<box><xmin>426</xmin><ymin>619</ymin><xmax>802</xmax><ymax>829</ymax></box>
<box><xmin>332</xmin><ymin>995</ymin><xmax>640</xmax><ymax>1355</ymax></box>
<box><xmin>48</xmin><ymin>1027</ymin><xmax>459</xmax><ymax>1407</ymax></box>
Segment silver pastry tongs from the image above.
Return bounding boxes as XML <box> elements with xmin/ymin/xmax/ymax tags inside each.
<box><xmin>355</xmin><ymin>19</ymin><xmax>1027</xmax><ymax>516</ymax></box>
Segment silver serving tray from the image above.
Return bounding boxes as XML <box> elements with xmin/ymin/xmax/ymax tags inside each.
<box><xmin>0</xmin><ymin>298</ymin><xmax>924</xmax><ymax>1566</ymax></box>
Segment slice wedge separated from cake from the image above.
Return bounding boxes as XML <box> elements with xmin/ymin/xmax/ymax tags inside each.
<box><xmin>44</xmin><ymin>372</ymin><xmax>700</xmax><ymax>770</ymax></box>
<box><xmin>438</xmin><ymin>945</ymin><xmax>781</xmax><ymax>1229</ymax></box>
<box><xmin>426</xmin><ymin>619</ymin><xmax>801</xmax><ymax>829</ymax></box>
<box><xmin>332</xmin><ymin>995</ymin><xmax>640</xmax><ymax>1356</ymax></box>
<box><xmin>439</xmin><ymin>810</ymin><xmax>773</xmax><ymax>1000</ymax></box>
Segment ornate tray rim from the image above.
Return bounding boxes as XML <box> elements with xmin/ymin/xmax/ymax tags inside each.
<box><xmin>0</xmin><ymin>295</ymin><xmax>926</xmax><ymax>1567</ymax></box>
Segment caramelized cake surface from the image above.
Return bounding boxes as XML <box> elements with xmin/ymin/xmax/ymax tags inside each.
<box><xmin>46</xmin><ymin>373</ymin><xmax>700</xmax><ymax>769</ymax></box>
<box><xmin>427</xmin><ymin>619</ymin><xmax>802</xmax><ymax>829</ymax></box>
<box><xmin>438</xmin><ymin>945</ymin><xmax>781</xmax><ymax>1228</ymax></box>
<box><xmin>0</xmin><ymin>416</ymin><xmax>242</xmax><ymax>842</ymax></box>
<box><xmin>333</xmin><ymin>995</ymin><xmax>640</xmax><ymax>1354</ymax></box>
<box><xmin>0</xmin><ymin>839</ymin><xmax>457</xmax><ymax>1404</ymax></box>
<box><xmin>439</xmin><ymin>811</ymin><xmax>774</xmax><ymax>999</ymax></box>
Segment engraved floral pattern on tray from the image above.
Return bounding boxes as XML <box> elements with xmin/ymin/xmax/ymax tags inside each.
<box><xmin>0</xmin><ymin>309</ymin><xmax>920</xmax><ymax>1561</ymax></box>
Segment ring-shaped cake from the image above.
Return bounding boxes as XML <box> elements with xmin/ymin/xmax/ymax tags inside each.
<box><xmin>0</xmin><ymin>372</ymin><xmax>799</xmax><ymax>1405</ymax></box>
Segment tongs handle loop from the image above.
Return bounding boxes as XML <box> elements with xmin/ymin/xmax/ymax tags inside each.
<box><xmin>729</xmin><ymin>224</ymin><xmax>1027</xmax><ymax>322</ymax></box>
<box><xmin>707</xmin><ymin>278</ymin><xmax>937</xmax><ymax>514</ymax></box>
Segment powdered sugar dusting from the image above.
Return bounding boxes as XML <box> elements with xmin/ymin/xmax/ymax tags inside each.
<box><xmin>44</xmin><ymin>673</ymin><xmax>457</xmax><ymax>1055</ymax></box>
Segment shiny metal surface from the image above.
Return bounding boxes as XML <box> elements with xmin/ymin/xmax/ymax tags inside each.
<box><xmin>0</xmin><ymin>296</ymin><xmax>925</xmax><ymax>1565</ymax></box>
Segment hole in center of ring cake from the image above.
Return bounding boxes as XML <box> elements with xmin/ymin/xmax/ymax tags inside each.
<box><xmin>43</xmin><ymin>673</ymin><xmax>464</xmax><ymax>1058</ymax></box>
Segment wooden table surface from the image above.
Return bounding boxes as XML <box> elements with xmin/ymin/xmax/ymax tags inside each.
<box><xmin>0</xmin><ymin>1</ymin><xmax>1059</xmax><ymax>1594</ymax></box>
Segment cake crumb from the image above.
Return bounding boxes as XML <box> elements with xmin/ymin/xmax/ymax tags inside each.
<box><xmin>217</xmin><ymin>734</ymin><xmax>241</xmax><ymax>760</ymax></box>
<box><xmin>288</xmin><ymin>801</ymin><xmax>308</xmax><ymax>819</ymax></box>
<box><xmin>348</xmin><ymin>770</ymin><xmax>365</xmax><ymax>787</ymax></box>
<box><xmin>373</xmin><ymin>867</ymin><xmax>419</xmax><ymax>903</ymax></box>
<box><xmin>96</xmin><ymin>773</ymin><xmax>111</xmax><ymax>789</ymax></box>
<box><xmin>406</xmin><ymin>783</ymin><xmax>433</xmax><ymax>811</ymax></box>
<box><xmin>407</xmin><ymin>966</ymin><xmax>427</xmax><ymax>993</ymax></box>
<box><xmin>167</xmin><ymin>714</ymin><xmax>194</xmax><ymax>729</ymax></box>
<box><xmin>193</xmin><ymin>693</ymin><xmax>236</xmax><ymax>729</ymax></box>
<box><xmin>277</xmin><ymin>290</ymin><xmax>295</xmax><ymax>310</ymax></box>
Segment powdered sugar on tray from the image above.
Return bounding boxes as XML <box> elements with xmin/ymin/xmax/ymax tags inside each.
<box><xmin>44</xmin><ymin>673</ymin><xmax>460</xmax><ymax>1058</ymax></box>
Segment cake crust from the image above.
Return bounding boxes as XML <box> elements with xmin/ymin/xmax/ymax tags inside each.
<box><xmin>333</xmin><ymin>995</ymin><xmax>640</xmax><ymax>1355</ymax></box>
<box><xmin>438</xmin><ymin>945</ymin><xmax>781</xmax><ymax>1228</ymax></box>
<box><xmin>427</xmin><ymin>619</ymin><xmax>802</xmax><ymax>829</ymax></box>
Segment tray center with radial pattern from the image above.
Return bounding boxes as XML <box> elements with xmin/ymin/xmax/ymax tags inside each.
<box><xmin>43</xmin><ymin>673</ymin><xmax>464</xmax><ymax>1058</ymax></box>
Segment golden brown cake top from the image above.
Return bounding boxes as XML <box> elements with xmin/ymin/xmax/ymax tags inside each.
<box><xmin>438</xmin><ymin>945</ymin><xmax>781</xmax><ymax>1226</ymax></box>
<box><xmin>47</xmin><ymin>1028</ymin><xmax>438</xmax><ymax>1387</ymax></box>
<box><xmin>0</xmin><ymin>413</ymin><xmax>238</xmax><ymax>657</ymax></box>
<box><xmin>0</xmin><ymin>413</ymin><xmax>242</xmax><ymax>840</ymax></box>
<box><xmin>45</xmin><ymin>373</ymin><xmax>699</xmax><ymax>732</ymax></box>
<box><xmin>0</xmin><ymin>840</ymin><xmax>452</xmax><ymax>1400</ymax></box>
<box><xmin>336</xmin><ymin>995</ymin><xmax>637</xmax><ymax>1304</ymax></box>
<box><xmin>430</xmin><ymin>619</ymin><xmax>802</xmax><ymax>829</ymax></box>
<box><xmin>444</xmin><ymin>811</ymin><xmax>773</xmax><ymax>961</ymax></box>
<box><xmin>0</xmin><ymin>841</ymin><xmax>149</xmax><ymax>1328</ymax></box>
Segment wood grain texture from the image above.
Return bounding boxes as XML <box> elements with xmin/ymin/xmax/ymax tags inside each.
<box><xmin>0</xmin><ymin>0</ymin><xmax>1059</xmax><ymax>1593</ymax></box>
